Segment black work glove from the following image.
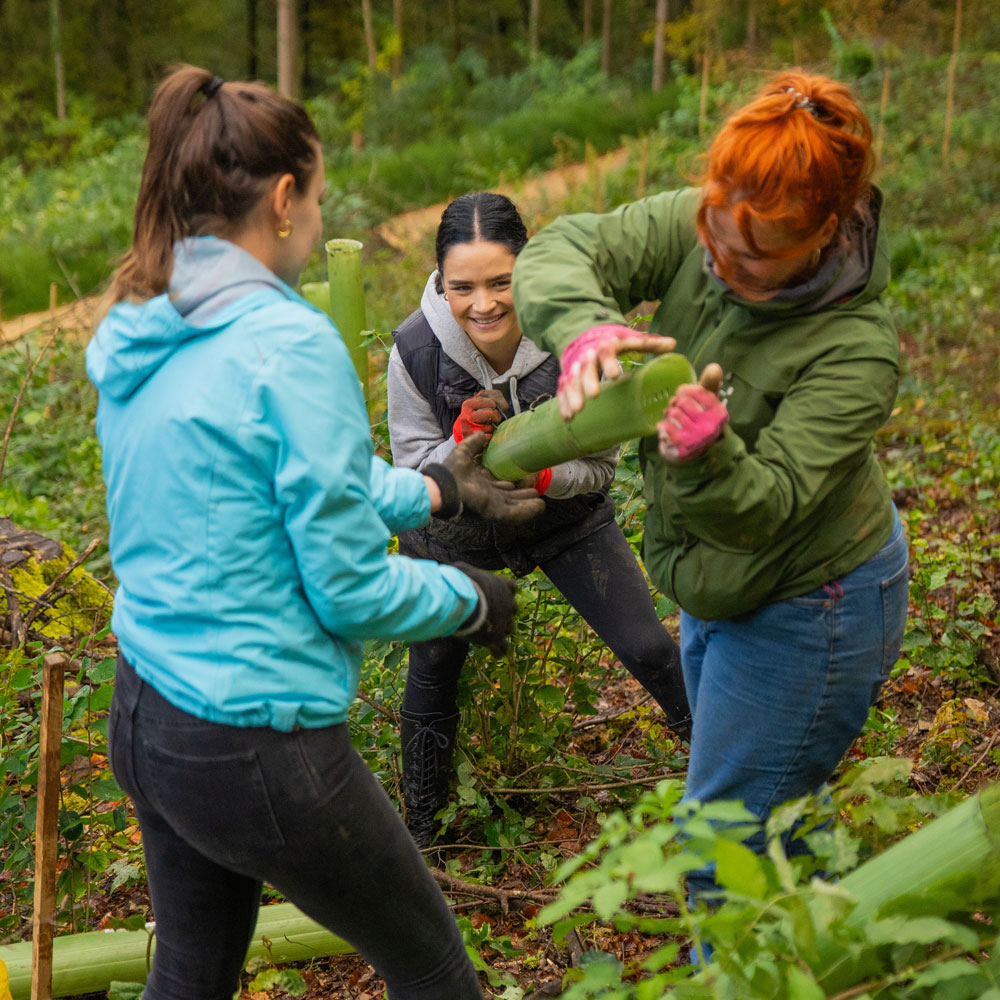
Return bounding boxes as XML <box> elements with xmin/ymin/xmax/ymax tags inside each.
<box><xmin>424</xmin><ymin>432</ymin><xmax>545</xmax><ymax>523</ymax></box>
<box><xmin>452</xmin><ymin>562</ymin><xmax>518</xmax><ymax>656</ymax></box>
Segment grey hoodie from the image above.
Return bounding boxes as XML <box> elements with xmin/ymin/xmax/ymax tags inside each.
<box><xmin>387</xmin><ymin>273</ymin><xmax>617</xmax><ymax>499</ymax></box>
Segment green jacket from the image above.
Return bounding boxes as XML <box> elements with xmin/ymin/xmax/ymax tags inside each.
<box><xmin>513</xmin><ymin>187</ymin><xmax>900</xmax><ymax>620</ymax></box>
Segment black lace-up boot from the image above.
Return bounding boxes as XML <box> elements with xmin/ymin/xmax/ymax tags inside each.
<box><xmin>399</xmin><ymin>711</ymin><xmax>460</xmax><ymax>848</ymax></box>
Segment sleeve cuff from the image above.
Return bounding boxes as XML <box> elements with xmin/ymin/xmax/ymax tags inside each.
<box><xmin>664</xmin><ymin>427</ymin><xmax>744</xmax><ymax>485</ymax></box>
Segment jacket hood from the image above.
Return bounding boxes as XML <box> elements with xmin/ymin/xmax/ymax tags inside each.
<box><xmin>420</xmin><ymin>272</ymin><xmax>552</xmax><ymax>393</ymax></box>
<box><xmin>707</xmin><ymin>187</ymin><xmax>887</xmax><ymax>318</ymax></box>
<box><xmin>87</xmin><ymin>237</ymin><xmax>301</xmax><ymax>402</ymax></box>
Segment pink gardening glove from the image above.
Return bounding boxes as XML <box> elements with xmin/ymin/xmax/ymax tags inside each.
<box><xmin>658</xmin><ymin>384</ymin><xmax>729</xmax><ymax>461</ymax></box>
<box><xmin>558</xmin><ymin>324</ymin><xmax>676</xmax><ymax>420</ymax></box>
<box><xmin>558</xmin><ymin>324</ymin><xmax>635</xmax><ymax>394</ymax></box>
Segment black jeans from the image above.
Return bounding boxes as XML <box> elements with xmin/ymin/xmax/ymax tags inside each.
<box><xmin>402</xmin><ymin>520</ymin><xmax>690</xmax><ymax>728</ymax></box>
<box><xmin>108</xmin><ymin>656</ymin><xmax>482</xmax><ymax>1000</ymax></box>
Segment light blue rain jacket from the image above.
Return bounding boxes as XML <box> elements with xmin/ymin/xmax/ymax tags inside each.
<box><xmin>86</xmin><ymin>237</ymin><xmax>479</xmax><ymax>730</ymax></box>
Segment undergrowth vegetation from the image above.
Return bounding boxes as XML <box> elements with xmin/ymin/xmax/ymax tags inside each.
<box><xmin>1</xmin><ymin>45</ymin><xmax>998</xmax><ymax>999</ymax></box>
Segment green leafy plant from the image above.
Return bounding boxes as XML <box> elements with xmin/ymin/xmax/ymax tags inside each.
<box><xmin>540</xmin><ymin>763</ymin><xmax>998</xmax><ymax>999</ymax></box>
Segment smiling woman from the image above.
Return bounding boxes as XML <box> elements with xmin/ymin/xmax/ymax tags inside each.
<box><xmin>439</xmin><ymin>240</ymin><xmax>520</xmax><ymax>372</ymax></box>
<box><xmin>385</xmin><ymin>192</ymin><xmax>692</xmax><ymax>848</ymax></box>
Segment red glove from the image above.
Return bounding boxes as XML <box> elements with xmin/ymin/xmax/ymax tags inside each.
<box><xmin>658</xmin><ymin>385</ymin><xmax>729</xmax><ymax>462</ymax></box>
<box><xmin>452</xmin><ymin>390</ymin><xmax>509</xmax><ymax>442</ymax></box>
<box><xmin>557</xmin><ymin>324</ymin><xmax>636</xmax><ymax>396</ymax></box>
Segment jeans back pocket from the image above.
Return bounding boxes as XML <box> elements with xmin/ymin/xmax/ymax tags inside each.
<box><xmin>141</xmin><ymin>739</ymin><xmax>286</xmax><ymax>870</ymax></box>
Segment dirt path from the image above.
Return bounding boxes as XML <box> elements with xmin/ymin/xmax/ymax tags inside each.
<box><xmin>0</xmin><ymin>294</ymin><xmax>101</xmax><ymax>347</ymax></box>
<box><xmin>376</xmin><ymin>147</ymin><xmax>629</xmax><ymax>251</ymax></box>
<box><xmin>0</xmin><ymin>148</ymin><xmax>631</xmax><ymax>345</ymax></box>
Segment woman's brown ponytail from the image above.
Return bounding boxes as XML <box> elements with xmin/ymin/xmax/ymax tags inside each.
<box><xmin>112</xmin><ymin>65</ymin><xmax>319</xmax><ymax>303</ymax></box>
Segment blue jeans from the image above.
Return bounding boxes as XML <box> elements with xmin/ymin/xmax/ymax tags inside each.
<box><xmin>108</xmin><ymin>656</ymin><xmax>482</xmax><ymax>1000</ymax></box>
<box><xmin>680</xmin><ymin>511</ymin><xmax>909</xmax><ymax>903</ymax></box>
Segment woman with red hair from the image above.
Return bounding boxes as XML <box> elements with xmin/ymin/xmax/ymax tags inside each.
<box><xmin>512</xmin><ymin>72</ymin><xmax>909</xmax><ymax>910</ymax></box>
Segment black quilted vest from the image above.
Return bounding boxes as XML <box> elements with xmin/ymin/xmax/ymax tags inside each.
<box><xmin>391</xmin><ymin>309</ymin><xmax>613</xmax><ymax>576</ymax></box>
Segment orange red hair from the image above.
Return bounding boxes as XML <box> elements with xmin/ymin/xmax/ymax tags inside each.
<box><xmin>696</xmin><ymin>71</ymin><xmax>875</xmax><ymax>262</ymax></box>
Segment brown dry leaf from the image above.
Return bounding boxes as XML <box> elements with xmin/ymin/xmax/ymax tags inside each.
<box><xmin>963</xmin><ymin>698</ymin><xmax>989</xmax><ymax>723</ymax></box>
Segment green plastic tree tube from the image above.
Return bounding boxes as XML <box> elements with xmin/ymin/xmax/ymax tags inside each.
<box><xmin>326</xmin><ymin>238</ymin><xmax>369</xmax><ymax>404</ymax></box>
<box><xmin>299</xmin><ymin>280</ymin><xmax>330</xmax><ymax>316</ymax></box>
<box><xmin>814</xmin><ymin>783</ymin><xmax>1000</xmax><ymax>993</ymax></box>
<box><xmin>0</xmin><ymin>902</ymin><xmax>354</xmax><ymax>999</ymax></box>
<box><xmin>481</xmin><ymin>352</ymin><xmax>696</xmax><ymax>481</ymax></box>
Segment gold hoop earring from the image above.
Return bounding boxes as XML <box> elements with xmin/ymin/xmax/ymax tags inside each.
<box><xmin>809</xmin><ymin>247</ymin><xmax>821</xmax><ymax>268</ymax></box>
<box><xmin>276</xmin><ymin>220</ymin><xmax>293</xmax><ymax>238</ymax></box>
<box><xmin>443</xmin><ymin>293</ymin><xmax>449</xmax><ymax>301</ymax></box>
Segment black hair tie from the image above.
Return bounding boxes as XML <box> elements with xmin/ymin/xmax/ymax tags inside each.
<box><xmin>200</xmin><ymin>76</ymin><xmax>224</xmax><ymax>99</ymax></box>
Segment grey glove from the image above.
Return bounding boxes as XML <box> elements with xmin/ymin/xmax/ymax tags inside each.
<box><xmin>452</xmin><ymin>563</ymin><xmax>518</xmax><ymax>656</ymax></box>
<box><xmin>425</xmin><ymin>432</ymin><xmax>544</xmax><ymax>522</ymax></box>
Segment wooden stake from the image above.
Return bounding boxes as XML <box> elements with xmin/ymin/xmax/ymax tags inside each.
<box><xmin>942</xmin><ymin>0</ymin><xmax>962</xmax><ymax>164</ymax></box>
<box><xmin>600</xmin><ymin>0</ymin><xmax>612</xmax><ymax>76</ymax></box>
<box><xmin>276</xmin><ymin>0</ymin><xmax>299</xmax><ymax>99</ymax></box>
<box><xmin>637</xmin><ymin>135</ymin><xmax>648</xmax><ymax>200</ymax></box>
<box><xmin>698</xmin><ymin>52</ymin><xmax>710</xmax><ymax>138</ymax></box>
<box><xmin>586</xmin><ymin>141</ymin><xmax>603</xmax><ymax>213</ymax></box>
<box><xmin>31</xmin><ymin>652</ymin><xmax>67</xmax><ymax>1000</ymax></box>
<box><xmin>874</xmin><ymin>67</ymin><xmax>891</xmax><ymax>166</ymax></box>
<box><xmin>652</xmin><ymin>0</ymin><xmax>667</xmax><ymax>93</ymax></box>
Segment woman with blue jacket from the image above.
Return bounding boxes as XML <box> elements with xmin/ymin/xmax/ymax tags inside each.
<box><xmin>86</xmin><ymin>65</ymin><xmax>541</xmax><ymax>1000</ymax></box>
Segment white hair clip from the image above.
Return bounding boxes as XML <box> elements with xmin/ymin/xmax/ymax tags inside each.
<box><xmin>785</xmin><ymin>86</ymin><xmax>818</xmax><ymax>116</ymax></box>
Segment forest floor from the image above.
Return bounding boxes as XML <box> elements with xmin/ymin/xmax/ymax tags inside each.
<box><xmin>76</xmin><ymin>328</ymin><xmax>1000</xmax><ymax>1000</ymax></box>
<box><xmin>75</xmin><ymin>622</ymin><xmax>1000</xmax><ymax>1000</ymax></box>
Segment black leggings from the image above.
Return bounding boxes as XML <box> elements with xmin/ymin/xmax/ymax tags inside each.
<box><xmin>108</xmin><ymin>656</ymin><xmax>482</xmax><ymax>1000</ymax></box>
<box><xmin>402</xmin><ymin>521</ymin><xmax>689</xmax><ymax>726</ymax></box>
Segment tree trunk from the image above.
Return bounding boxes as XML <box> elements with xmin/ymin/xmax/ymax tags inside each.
<box><xmin>600</xmin><ymin>0</ymin><xmax>612</xmax><ymax>74</ymax></box>
<box><xmin>942</xmin><ymin>0</ymin><xmax>962</xmax><ymax>163</ymax></box>
<box><xmin>874</xmin><ymin>67</ymin><xmax>890</xmax><ymax>164</ymax></box>
<box><xmin>392</xmin><ymin>0</ymin><xmax>403</xmax><ymax>78</ymax></box>
<box><xmin>247</xmin><ymin>0</ymin><xmax>258</xmax><ymax>78</ymax></box>
<box><xmin>652</xmin><ymin>0</ymin><xmax>667</xmax><ymax>92</ymax></box>
<box><xmin>698</xmin><ymin>50</ymin><xmax>710</xmax><ymax>138</ymax></box>
<box><xmin>301</xmin><ymin>0</ymin><xmax>312</xmax><ymax>90</ymax></box>
<box><xmin>446</xmin><ymin>0</ymin><xmax>459</xmax><ymax>58</ymax></box>
<box><xmin>746</xmin><ymin>0</ymin><xmax>757</xmax><ymax>50</ymax></box>
<box><xmin>277</xmin><ymin>0</ymin><xmax>298</xmax><ymax>98</ymax></box>
<box><xmin>529</xmin><ymin>0</ymin><xmax>540</xmax><ymax>55</ymax></box>
<box><xmin>49</xmin><ymin>0</ymin><xmax>66</xmax><ymax>119</ymax></box>
<box><xmin>583</xmin><ymin>0</ymin><xmax>592</xmax><ymax>42</ymax></box>
<box><xmin>361</xmin><ymin>0</ymin><xmax>377</xmax><ymax>74</ymax></box>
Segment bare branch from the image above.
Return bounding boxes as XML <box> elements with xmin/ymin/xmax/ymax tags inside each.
<box><xmin>0</xmin><ymin>333</ymin><xmax>57</xmax><ymax>485</ymax></box>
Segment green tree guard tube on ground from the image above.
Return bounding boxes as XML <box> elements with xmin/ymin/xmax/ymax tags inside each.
<box><xmin>814</xmin><ymin>783</ymin><xmax>1000</xmax><ymax>993</ymax></box>
<box><xmin>0</xmin><ymin>903</ymin><xmax>353</xmax><ymax>999</ymax></box>
<box><xmin>326</xmin><ymin>238</ymin><xmax>369</xmax><ymax>406</ymax></box>
<box><xmin>481</xmin><ymin>352</ymin><xmax>696</xmax><ymax>481</ymax></box>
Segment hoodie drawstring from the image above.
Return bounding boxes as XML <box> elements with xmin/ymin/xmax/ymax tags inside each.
<box><xmin>509</xmin><ymin>376</ymin><xmax>521</xmax><ymax>415</ymax></box>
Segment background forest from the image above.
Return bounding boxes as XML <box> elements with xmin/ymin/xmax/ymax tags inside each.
<box><xmin>1</xmin><ymin>1</ymin><xmax>1000</xmax><ymax>998</ymax></box>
